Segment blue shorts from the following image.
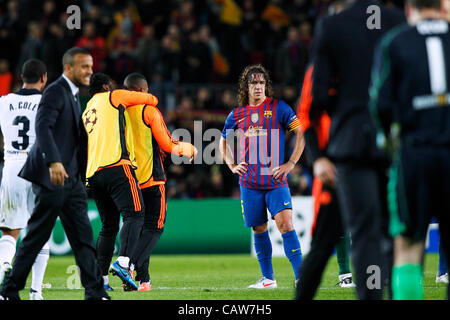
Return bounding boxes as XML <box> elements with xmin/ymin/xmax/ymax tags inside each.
<box><xmin>240</xmin><ymin>186</ymin><xmax>293</xmax><ymax>228</ymax></box>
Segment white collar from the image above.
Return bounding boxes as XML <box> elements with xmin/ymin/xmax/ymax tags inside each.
<box><xmin>62</xmin><ymin>74</ymin><xmax>79</xmax><ymax>97</ymax></box>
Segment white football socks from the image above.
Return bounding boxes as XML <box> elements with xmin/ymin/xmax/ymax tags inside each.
<box><xmin>0</xmin><ymin>235</ymin><xmax>16</xmax><ymax>265</ymax></box>
<box><xmin>117</xmin><ymin>256</ymin><xmax>130</xmax><ymax>268</ymax></box>
<box><xmin>31</xmin><ymin>242</ymin><xmax>50</xmax><ymax>293</ymax></box>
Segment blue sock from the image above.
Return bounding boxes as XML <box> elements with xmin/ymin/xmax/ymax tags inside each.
<box><xmin>282</xmin><ymin>230</ymin><xmax>302</xmax><ymax>280</ymax></box>
<box><xmin>253</xmin><ymin>231</ymin><xmax>274</xmax><ymax>280</ymax></box>
<box><xmin>438</xmin><ymin>242</ymin><xmax>448</xmax><ymax>275</ymax></box>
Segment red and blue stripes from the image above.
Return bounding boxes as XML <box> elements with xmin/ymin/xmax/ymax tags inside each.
<box><xmin>228</xmin><ymin>97</ymin><xmax>292</xmax><ymax>190</ymax></box>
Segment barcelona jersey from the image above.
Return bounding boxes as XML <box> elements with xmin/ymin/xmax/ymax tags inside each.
<box><xmin>221</xmin><ymin>97</ymin><xmax>301</xmax><ymax>189</ymax></box>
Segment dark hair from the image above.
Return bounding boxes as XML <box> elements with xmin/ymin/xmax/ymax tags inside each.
<box><xmin>406</xmin><ymin>0</ymin><xmax>441</xmax><ymax>10</ymax></box>
<box><xmin>123</xmin><ymin>72</ymin><xmax>147</xmax><ymax>91</ymax></box>
<box><xmin>21</xmin><ymin>59</ymin><xmax>47</xmax><ymax>83</ymax></box>
<box><xmin>62</xmin><ymin>47</ymin><xmax>90</xmax><ymax>68</ymax></box>
<box><xmin>237</xmin><ymin>64</ymin><xmax>274</xmax><ymax>106</ymax></box>
<box><xmin>89</xmin><ymin>73</ymin><xmax>112</xmax><ymax>97</ymax></box>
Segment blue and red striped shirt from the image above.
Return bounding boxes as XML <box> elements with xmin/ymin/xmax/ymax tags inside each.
<box><xmin>221</xmin><ymin>97</ymin><xmax>301</xmax><ymax>190</ymax></box>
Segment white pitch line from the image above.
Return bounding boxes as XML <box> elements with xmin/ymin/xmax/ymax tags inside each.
<box><xmin>33</xmin><ymin>286</ymin><xmax>445</xmax><ymax>291</ymax></box>
<box><xmin>156</xmin><ymin>286</ymin><xmax>295</xmax><ymax>290</ymax></box>
<box><xmin>35</xmin><ymin>286</ymin><xmax>295</xmax><ymax>290</ymax></box>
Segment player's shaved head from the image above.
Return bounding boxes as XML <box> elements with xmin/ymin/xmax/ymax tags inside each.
<box><xmin>123</xmin><ymin>73</ymin><xmax>148</xmax><ymax>92</ymax></box>
<box><xmin>62</xmin><ymin>47</ymin><xmax>90</xmax><ymax>68</ymax></box>
<box><xmin>21</xmin><ymin>59</ymin><xmax>47</xmax><ymax>83</ymax></box>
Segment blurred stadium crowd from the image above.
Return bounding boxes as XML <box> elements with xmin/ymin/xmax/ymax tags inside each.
<box><xmin>0</xmin><ymin>0</ymin><xmax>401</xmax><ymax>199</ymax></box>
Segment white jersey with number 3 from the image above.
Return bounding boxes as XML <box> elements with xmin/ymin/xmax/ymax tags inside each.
<box><xmin>0</xmin><ymin>89</ymin><xmax>41</xmax><ymax>229</ymax></box>
<box><xmin>0</xmin><ymin>89</ymin><xmax>40</xmax><ymax>163</ymax></box>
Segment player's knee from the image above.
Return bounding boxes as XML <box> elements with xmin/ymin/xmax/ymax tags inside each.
<box><xmin>252</xmin><ymin>224</ymin><xmax>268</xmax><ymax>234</ymax></box>
<box><xmin>0</xmin><ymin>228</ymin><xmax>20</xmax><ymax>240</ymax></box>
<box><xmin>278</xmin><ymin>222</ymin><xmax>294</xmax><ymax>234</ymax></box>
<box><xmin>275</xmin><ymin>213</ymin><xmax>293</xmax><ymax>234</ymax></box>
<box><xmin>394</xmin><ymin>236</ymin><xmax>424</xmax><ymax>265</ymax></box>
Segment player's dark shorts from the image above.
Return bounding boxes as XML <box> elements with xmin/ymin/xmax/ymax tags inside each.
<box><xmin>388</xmin><ymin>146</ymin><xmax>450</xmax><ymax>241</ymax></box>
<box><xmin>88</xmin><ymin>164</ymin><xmax>145</xmax><ymax>218</ymax></box>
<box><xmin>141</xmin><ymin>184</ymin><xmax>167</xmax><ymax>232</ymax></box>
<box><xmin>240</xmin><ymin>186</ymin><xmax>292</xmax><ymax>228</ymax></box>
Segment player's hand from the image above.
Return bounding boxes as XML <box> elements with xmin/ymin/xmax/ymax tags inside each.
<box><xmin>231</xmin><ymin>162</ymin><xmax>248</xmax><ymax>176</ymax></box>
<box><xmin>313</xmin><ymin>157</ymin><xmax>336</xmax><ymax>187</ymax></box>
<box><xmin>272</xmin><ymin>162</ymin><xmax>295</xmax><ymax>180</ymax></box>
<box><xmin>49</xmin><ymin>162</ymin><xmax>69</xmax><ymax>186</ymax></box>
<box><xmin>189</xmin><ymin>146</ymin><xmax>198</xmax><ymax>163</ymax></box>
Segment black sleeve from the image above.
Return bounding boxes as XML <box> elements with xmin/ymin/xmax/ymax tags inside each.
<box><xmin>304</xmin><ymin>127</ymin><xmax>324</xmax><ymax>166</ymax></box>
<box><xmin>311</xmin><ymin>17</ymin><xmax>333</xmax><ymax>113</ymax></box>
<box><xmin>35</xmin><ymin>84</ymin><xmax>64</xmax><ymax>166</ymax></box>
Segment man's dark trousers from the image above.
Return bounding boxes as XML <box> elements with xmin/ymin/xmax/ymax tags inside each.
<box><xmin>296</xmin><ymin>184</ymin><xmax>344</xmax><ymax>299</ymax></box>
<box><xmin>335</xmin><ymin>162</ymin><xmax>388</xmax><ymax>300</ymax></box>
<box><xmin>0</xmin><ymin>75</ymin><xmax>106</xmax><ymax>300</ymax></box>
<box><xmin>0</xmin><ymin>176</ymin><xmax>105</xmax><ymax>299</ymax></box>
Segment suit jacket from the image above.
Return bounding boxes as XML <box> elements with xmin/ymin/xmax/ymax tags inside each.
<box><xmin>19</xmin><ymin>76</ymin><xmax>88</xmax><ymax>191</ymax></box>
<box><xmin>310</xmin><ymin>0</ymin><xmax>405</xmax><ymax>164</ymax></box>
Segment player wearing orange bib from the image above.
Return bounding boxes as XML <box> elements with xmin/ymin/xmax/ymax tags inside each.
<box><xmin>82</xmin><ymin>73</ymin><xmax>158</xmax><ymax>291</ymax></box>
<box><xmin>123</xmin><ymin>73</ymin><xmax>196</xmax><ymax>291</ymax></box>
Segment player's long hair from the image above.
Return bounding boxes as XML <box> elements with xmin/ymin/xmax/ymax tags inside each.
<box><xmin>237</xmin><ymin>64</ymin><xmax>274</xmax><ymax>106</ymax></box>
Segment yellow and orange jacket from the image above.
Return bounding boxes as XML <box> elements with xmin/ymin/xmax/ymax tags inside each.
<box><xmin>126</xmin><ymin>103</ymin><xmax>195</xmax><ymax>189</ymax></box>
<box><xmin>82</xmin><ymin>89</ymin><xmax>158</xmax><ymax>179</ymax></box>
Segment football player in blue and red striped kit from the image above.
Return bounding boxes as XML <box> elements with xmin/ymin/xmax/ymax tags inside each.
<box><xmin>219</xmin><ymin>64</ymin><xmax>306</xmax><ymax>288</ymax></box>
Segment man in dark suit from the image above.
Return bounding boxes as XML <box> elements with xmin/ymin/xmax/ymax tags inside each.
<box><xmin>0</xmin><ymin>47</ymin><xmax>108</xmax><ymax>300</ymax></box>
<box><xmin>300</xmin><ymin>0</ymin><xmax>405</xmax><ymax>299</ymax></box>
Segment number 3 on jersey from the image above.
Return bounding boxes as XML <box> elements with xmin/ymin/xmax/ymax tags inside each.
<box><xmin>11</xmin><ymin>116</ymin><xmax>30</xmax><ymax>150</ymax></box>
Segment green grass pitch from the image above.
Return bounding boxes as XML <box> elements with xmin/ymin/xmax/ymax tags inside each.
<box><xmin>16</xmin><ymin>253</ymin><xmax>447</xmax><ymax>300</ymax></box>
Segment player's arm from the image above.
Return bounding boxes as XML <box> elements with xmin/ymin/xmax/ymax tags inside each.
<box><xmin>272</xmin><ymin>126</ymin><xmax>305</xmax><ymax>180</ymax></box>
<box><xmin>36</xmin><ymin>85</ymin><xmax>69</xmax><ymax>185</ymax></box>
<box><xmin>307</xmin><ymin>125</ymin><xmax>336</xmax><ymax>187</ymax></box>
<box><xmin>297</xmin><ymin>63</ymin><xmax>325</xmax><ymax>165</ymax></box>
<box><xmin>111</xmin><ymin>89</ymin><xmax>158</xmax><ymax>108</ymax></box>
<box><xmin>219</xmin><ymin>110</ymin><xmax>247</xmax><ymax>176</ymax></box>
<box><xmin>303</xmin><ymin>19</ymin><xmax>338</xmax><ymax>183</ymax></box>
<box><xmin>272</xmin><ymin>100</ymin><xmax>305</xmax><ymax>179</ymax></box>
<box><xmin>143</xmin><ymin>105</ymin><xmax>197</xmax><ymax>161</ymax></box>
<box><xmin>219</xmin><ymin>136</ymin><xmax>247</xmax><ymax>176</ymax></box>
<box><xmin>297</xmin><ymin>63</ymin><xmax>336</xmax><ymax>186</ymax></box>
<box><xmin>369</xmin><ymin>37</ymin><xmax>397</xmax><ymax>150</ymax></box>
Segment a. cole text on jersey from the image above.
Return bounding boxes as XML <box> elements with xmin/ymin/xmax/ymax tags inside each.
<box><xmin>0</xmin><ymin>89</ymin><xmax>42</xmax><ymax>161</ymax></box>
<box><xmin>7</xmin><ymin>100</ymin><xmax>39</xmax><ymax>112</ymax></box>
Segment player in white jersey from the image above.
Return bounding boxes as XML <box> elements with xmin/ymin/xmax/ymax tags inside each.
<box><xmin>0</xmin><ymin>59</ymin><xmax>49</xmax><ymax>300</ymax></box>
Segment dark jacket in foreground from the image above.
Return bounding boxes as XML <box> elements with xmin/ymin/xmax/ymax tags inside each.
<box><xmin>311</xmin><ymin>0</ymin><xmax>405</xmax><ymax>164</ymax></box>
<box><xmin>19</xmin><ymin>76</ymin><xmax>87</xmax><ymax>190</ymax></box>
